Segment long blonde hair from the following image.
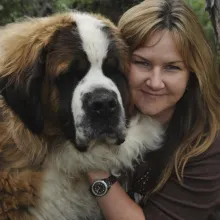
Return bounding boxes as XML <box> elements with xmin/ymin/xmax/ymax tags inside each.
<box><xmin>118</xmin><ymin>0</ymin><xmax>220</xmax><ymax>192</ymax></box>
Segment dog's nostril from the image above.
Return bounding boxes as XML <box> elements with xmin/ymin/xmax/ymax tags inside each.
<box><xmin>91</xmin><ymin>101</ymin><xmax>103</xmax><ymax>113</ymax></box>
<box><xmin>109</xmin><ymin>99</ymin><xmax>116</xmax><ymax>107</ymax></box>
<box><xmin>90</xmin><ymin>96</ymin><xmax>118</xmax><ymax>115</ymax></box>
<box><xmin>108</xmin><ymin>99</ymin><xmax>117</xmax><ymax>112</ymax></box>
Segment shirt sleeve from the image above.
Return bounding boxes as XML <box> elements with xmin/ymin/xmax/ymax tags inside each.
<box><xmin>143</xmin><ymin>137</ymin><xmax>220</xmax><ymax>220</ymax></box>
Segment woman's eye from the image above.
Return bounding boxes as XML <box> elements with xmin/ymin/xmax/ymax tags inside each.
<box><xmin>133</xmin><ymin>60</ymin><xmax>150</xmax><ymax>67</ymax></box>
<box><xmin>165</xmin><ymin>65</ymin><xmax>181</xmax><ymax>71</ymax></box>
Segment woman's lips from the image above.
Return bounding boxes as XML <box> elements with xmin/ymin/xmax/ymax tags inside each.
<box><xmin>141</xmin><ymin>90</ymin><xmax>164</xmax><ymax>96</ymax></box>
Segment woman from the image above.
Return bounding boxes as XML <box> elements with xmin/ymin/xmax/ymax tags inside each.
<box><xmin>87</xmin><ymin>0</ymin><xmax>220</xmax><ymax>219</ymax></box>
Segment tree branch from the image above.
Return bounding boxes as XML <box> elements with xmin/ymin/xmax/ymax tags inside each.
<box><xmin>206</xmin><ymin>0</ymin><xmax>220</xmax><ymax>56</ymax></box>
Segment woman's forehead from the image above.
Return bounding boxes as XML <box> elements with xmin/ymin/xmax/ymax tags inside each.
<box><xmin>134</xmin><ymin>30</ymin><xmax>184</xmax><ymax>60</ymax></box>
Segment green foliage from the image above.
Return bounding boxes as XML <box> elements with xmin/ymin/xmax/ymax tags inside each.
<box><xmin>185</xmin><ymin>0</ymin><xmax>215</xmax><ymax>47</ymax></box>
<box><xmin>0</xmin><ymin>0</ymin><xmax>215</xmax><ymax>46</ymax></box>
<box><xmin>53</xmin><ymin>0</ymin><xmax>74</xmax><ymax>12</ymax></box>
<box><xmin>0</xmin><ymin>0</ymin><xmax>23</xmax><ymax>25</ymax></box>
<box><xmin>0</xmin><ymin>0</ymin><xmax>142</xmax><ymax>25</ymax></box>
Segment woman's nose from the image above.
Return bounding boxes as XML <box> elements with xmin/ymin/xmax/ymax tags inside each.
<box><xmin>146</xmin><ymin>68</ymin><xmax>165</xmax><ymax>90</ymax></box>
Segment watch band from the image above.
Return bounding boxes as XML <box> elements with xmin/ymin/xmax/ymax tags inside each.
<box><xmin>105</xmin><ymin>175</ymin><xmax>117</xmax><ymax>187</ymax></box>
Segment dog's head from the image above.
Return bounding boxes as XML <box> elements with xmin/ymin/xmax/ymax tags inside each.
<box><xmin>0</xmin><ymin>12</ymin><xmax>130</xmax><ymax>151</ymax></box>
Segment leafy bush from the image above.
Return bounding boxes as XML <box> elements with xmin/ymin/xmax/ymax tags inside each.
<box><xmin>185</xmin><ymin>0</ymin><xmax>215</xmax><ymax>48</ymax></box>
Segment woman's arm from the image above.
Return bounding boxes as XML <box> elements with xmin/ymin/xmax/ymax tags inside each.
<box><xmin>88</xmin><ymin>136</ymin><xmax>220</xmax><ymax>220</ymax></box>
<box><xmin>87</xmin><ymin>171</ymin><xmax>146</xmax><ymax>220</ymax></box>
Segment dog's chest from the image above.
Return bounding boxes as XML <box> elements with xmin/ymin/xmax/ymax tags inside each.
<box><xmin>30</xmin><ymin>166</ymin><xmax>103</xmax><ymax>220</ymax></box>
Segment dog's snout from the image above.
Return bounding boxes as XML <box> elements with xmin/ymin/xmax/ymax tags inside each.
<box><xmin>84</xmin><ymin>89</ymin><xmax>119</xmax><ymax>117</ymax></box>
<box><xmin>80</xmin><ymin>88</ymin><xmax>126</xmax><ymax>147</ymax></box>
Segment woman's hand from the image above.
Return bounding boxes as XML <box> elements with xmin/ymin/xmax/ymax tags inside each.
<box><xmin>86</xmin><ymin>171</ymin><xmax>145</xmax><ymax>220</ymax></box>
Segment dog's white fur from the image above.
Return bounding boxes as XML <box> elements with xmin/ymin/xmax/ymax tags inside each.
<box><xmin>30</xmin><ymin>113</ymin><xmax>163</xmax><ymax>220</ymax></box>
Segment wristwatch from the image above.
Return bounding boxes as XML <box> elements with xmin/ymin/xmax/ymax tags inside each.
<box><xmin>90</xmin><ymin>175</ymin><xmax>117</xmax><ymax>197</ymax></box>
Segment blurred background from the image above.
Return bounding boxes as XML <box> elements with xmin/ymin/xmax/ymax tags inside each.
<box><xmin>0</xmin><ymin>0</ymin><xmax>215</xmax><ymax>43</ymax></box>
<box><xmin>0</xmin><ymin>0</ymin><xmax>219</xmax><ymax>65</ymax></box>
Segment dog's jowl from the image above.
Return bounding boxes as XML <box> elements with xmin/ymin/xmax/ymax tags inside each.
<box><xmin>0</xmin><ymin>11</ymin><xmax>163</xmax><ymax>220</ymax></box>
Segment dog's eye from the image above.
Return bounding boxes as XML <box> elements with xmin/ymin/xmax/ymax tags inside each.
<box><xmin>105</xmin><ymin>57</ymin><xmax>118</xmax><ymax>68</ymax></box>
<box><xmin>103</xmin><ymin>57</ymin><xmax>119</xmax><ymax>73</ymax></box>
<box><xmin>55</xmin><ymin>55</ymin><xmax>90</xmax><ymax>85</ymax></box>
<box><xmin>63</xmin><ymin>55</ymin><xmax>90</xmax><ymax>81</ymax></box>
<box><xmin>72</xmin><ymin>55</ymin><xmax>90</xmax><ymax>73</ymax></box>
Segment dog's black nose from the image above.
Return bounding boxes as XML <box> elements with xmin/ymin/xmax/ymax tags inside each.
<box><xmin>90</xmin><ymin>95</ymin><xmax>117</xmax><ymax>115</ymax></box>
<box><xmin>84</xmin><ymin>89</ymin><xmax>119</xmax><ymax>117</ymax></box>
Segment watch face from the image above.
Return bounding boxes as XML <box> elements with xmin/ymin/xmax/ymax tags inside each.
<box><xmin>91</xmin><ymin>180</ymin><xmax>108</xmax><ymax>197</ymax></box>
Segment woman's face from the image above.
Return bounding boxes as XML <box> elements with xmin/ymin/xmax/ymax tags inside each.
<box><xmin>129</xmin><ymin>30</ymin><xmax>190</xmax><ymax>124</ymax></box>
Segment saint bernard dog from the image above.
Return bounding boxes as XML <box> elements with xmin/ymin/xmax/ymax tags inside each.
<box><xmin>0</xmin><ymin>11</ymin><xmax>163</xmax><ymax>220</ymax></box>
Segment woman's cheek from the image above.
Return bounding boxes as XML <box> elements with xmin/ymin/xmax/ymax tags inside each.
<box><xmin>128</xmin><ymin>66</ymin><xmax>139</xmax><ymax>87</ymax></box>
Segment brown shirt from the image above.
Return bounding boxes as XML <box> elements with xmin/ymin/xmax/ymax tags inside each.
<box><xmin>132</xmin><ymin>135</ymin><xmax>220</xmax><ymax>220</ymax></box>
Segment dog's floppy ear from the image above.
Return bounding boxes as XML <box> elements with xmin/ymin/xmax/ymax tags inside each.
<box><xmin>0</xmin><ymin>14</ymin><xmax>75</xmax><ymax>133</ymax></box>
<box><xmin>0</xmin><ymin>49</ymin><xmax>46</xmax><ymax>134</ymax></box>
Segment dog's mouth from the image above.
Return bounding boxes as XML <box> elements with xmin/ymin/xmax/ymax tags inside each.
<box><xmin>98</xmin><ymin>129</ymin><xmax>126</xmax><ymax>145</ymax></box>
<box><xmin>74</xmin><ymin>124</ymin><xmax>126</xmax><ymax>152</ymax></box>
